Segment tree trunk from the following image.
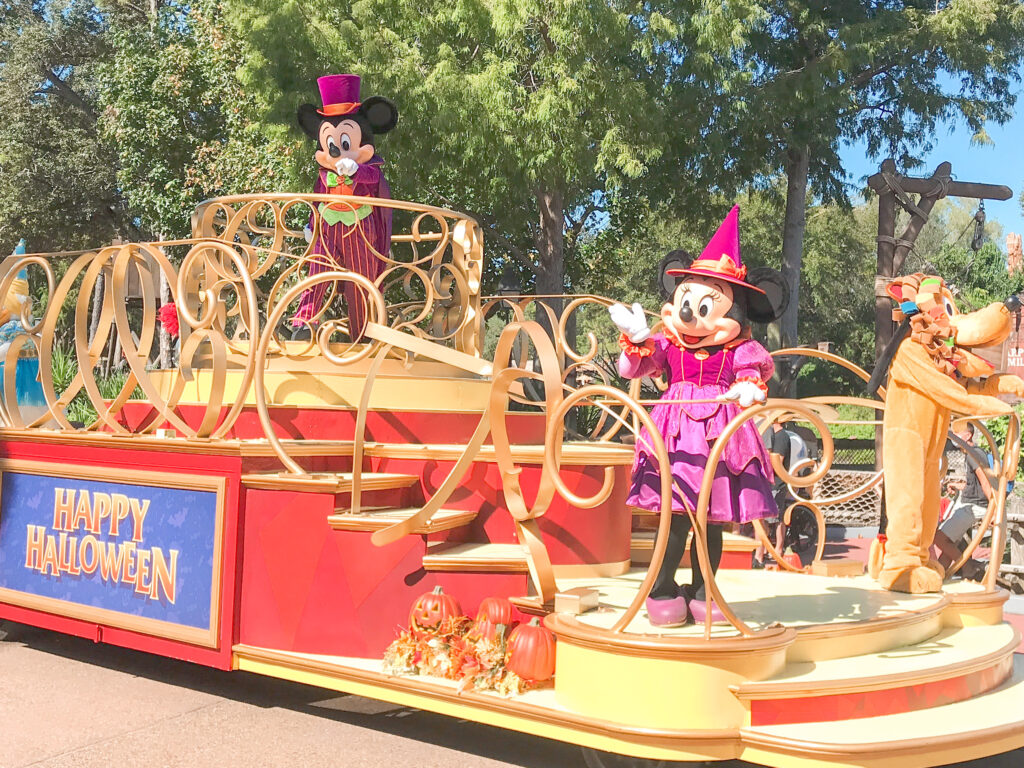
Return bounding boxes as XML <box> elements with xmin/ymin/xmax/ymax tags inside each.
<box><xmin>776</xmin><ymin>145</ymin><xmax>810</xmax><ymax>396</ymax></box>
<box><xmin>534</xmin><ymin>187</ymin><xmax>565</xmax><ymax>298</ymax></box>
<box><xmin>534</xmin><ymin>186</ymin><xmax>566</xmax><ymax>335</ymax></box>
<box><xmin>526</xmin><ymin>186</ymin><xmax>566</xmax><ymax>406</ymax></box>
<box><xmin>89</xmin><ymin>273</ymin><xmax>104</xmax><ymax>350</ymax></box>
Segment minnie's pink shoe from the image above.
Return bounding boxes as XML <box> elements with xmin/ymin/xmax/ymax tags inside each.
<box><xmin>688</xmin><ymin>598</ymin><xmax>727</xmax><ymax>624</ymax></box>
<box><xmin>645</xmin><ymin>595</ymin><xmax>689</xmax><ymax>627</ymax></box>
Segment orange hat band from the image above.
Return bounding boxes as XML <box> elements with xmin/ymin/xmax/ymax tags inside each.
<box><xmin>318</xmin><ymin>101</ymin><xmax>361</xmax><ymax>116</ymax></box>
<box><xmin>688</xmin><ymin>254</ymin><xmax>747</xmax><ymax>280</ymax></box>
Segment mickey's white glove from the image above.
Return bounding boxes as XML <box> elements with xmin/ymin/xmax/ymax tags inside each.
<box><xmin>303</xmin><ymin>225</ymin><xmax>314</xmax><ymax>243</ymax></box>
<box><xmin>721</xmin><ymin>380</ymin><xmax>767</xmax><ymax>408</ymax></box>
<box><xmin>336</xmin><ymin>157</ymin><xmax>359</xmax><ymax>177</ymax></box>
<box><xmin>608</xmin><ymin>302</ymin><xmax>651</xmax><ymax>344</ymax></box>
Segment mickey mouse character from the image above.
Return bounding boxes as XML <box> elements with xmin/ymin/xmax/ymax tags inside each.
<box><xmin>292</xmin><ymin>74</ymin><xmax>398</xmax><ymax>341</ymax></box>
<box><xmin>609</xmin><ymin>205</ymin><xmax>786</xmax><ymax>627</ymax></box>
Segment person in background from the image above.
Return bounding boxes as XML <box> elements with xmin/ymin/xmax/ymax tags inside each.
<box><xmin>954</xmin><ymin>422</ymin><xmax>993</xmax><ymax>521</ymax></box>
<box><xmin>752</xmin><ymin>421</ymin><xmax>806</xmax><ymax>568</ymax></box>
<box><xmin>933</xmin><ymin>423</ymin><xmax>991</xmax><ymax>581</ymax></box>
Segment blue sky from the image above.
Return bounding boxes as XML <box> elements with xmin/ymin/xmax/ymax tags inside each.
<box><xmin>839</xmin><ymin>109</ymin><xmax>1024</xmax><ymax>251</ymax></box>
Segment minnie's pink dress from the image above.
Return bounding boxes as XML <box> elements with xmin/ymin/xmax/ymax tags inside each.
<box><xmin>619</xmin><ymin>334</ymin><xmax>777</xmax><ymax>523</ymax></box>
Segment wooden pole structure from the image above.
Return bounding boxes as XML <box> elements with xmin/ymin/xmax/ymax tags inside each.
<box><xmin>868</xmin><ymin>160</ymin><xmax>1012</xmax><ymax>368</ymax></box>
<box><xmin>867</xmin><ymin>160</ymin><xmax>1012</xmax><ymax>472</ymax></box>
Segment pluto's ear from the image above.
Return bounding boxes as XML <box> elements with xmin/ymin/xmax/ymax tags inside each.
<box><xmin>886</xmin><ymin>280</ymin><xmax>906</xmax><ymax>302</ymax></box>
<box><xmin>658</xmin><ymin>249</ymin><xmax>693</xmax><ymax>300</ymax></box>
<box><xmin>297</xmin><ymin>104</ymin><xmax>323</xmax><ymax>140</ymax></box>
<box><xmin>746</xmin><ymin>267</ymin><xmax>789</xmax><ymax>324</ymax></box>
<box><xmin>361</xmin><ymin>96</ymin><xmax>398</xmax><ymax>134</ymax></box>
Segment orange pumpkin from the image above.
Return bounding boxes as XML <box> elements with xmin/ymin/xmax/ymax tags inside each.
<box><xmin>409</xmin><ymin>586</ymin><xmax>462</xmax><ymax>632</ymax></box>
<box><xmin>506</xmin><ymin>617</ymin><xmax>556</xmax><ymax>682</ymax></box>
<box><xmin>469</xmin><ymin>596</ymin><xmax>515</xmax><ymax>642</ymax></box>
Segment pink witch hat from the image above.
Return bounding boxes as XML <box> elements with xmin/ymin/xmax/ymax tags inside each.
<box><xmin>666</xmin><ymin>205</ymin><xmax>765</xmax><ymax>295</ymax></box>
<box><xmin>316</xmin><ymin>74</ymin><xmax>362</xmax><ymax>117</ymax></box>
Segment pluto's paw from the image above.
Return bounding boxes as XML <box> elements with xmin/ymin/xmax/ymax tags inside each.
<box><xmin>878</xmin><ymin>565</ymin><xmax>943</xmax><ymax>594</ymax></box>
<box><xmin>924</xmin><ymin>558</ymin><xmax>946</xmax><ymax>580</ymax></box>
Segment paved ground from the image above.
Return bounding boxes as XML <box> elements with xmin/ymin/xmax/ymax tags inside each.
<box><xmin>1</xmin><ymin>620</ymin><xmax>1021</xmax><ymax>768</ymax></box>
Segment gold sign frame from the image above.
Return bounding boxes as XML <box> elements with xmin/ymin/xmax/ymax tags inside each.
<box><xmin>0</xmin><ymin>459</ymin><xmax>227</xmax><ymax>648</ymax></box>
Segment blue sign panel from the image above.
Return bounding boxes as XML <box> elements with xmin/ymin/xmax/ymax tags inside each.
<box><xmin>0</xmin><ymin>470</ymin><xmax>220</xmax><ymax>637</ymax></box>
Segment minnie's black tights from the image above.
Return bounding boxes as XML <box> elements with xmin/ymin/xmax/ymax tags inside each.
<box><xmin>649</xmin><ymin>515</ymin><xmax>724</xmax><ymax>601</ymax></box>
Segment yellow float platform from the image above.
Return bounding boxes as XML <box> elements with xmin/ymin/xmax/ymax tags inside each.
<box><xmin>3</xmin><ymin>195</ymin><xmax>1022</xmax><ymax>768</ymax></box>
<box><xmin>235</xmin><ymin>567</ymin><xmax>1024</xmax><ymax>768</ymax></box>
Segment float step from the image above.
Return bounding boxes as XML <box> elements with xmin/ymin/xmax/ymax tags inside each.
<box><xmin>740</xmin><ymin>654</ymin><xmax>1024</xmax><ymax>766</ymax></box>
<box><xmin>240</xmin><ymin>471</ymin><xmax>419</xmax><ymax>493</ymax></box>
<box><xmin>328</xmin><ymin>507</ymin><xmax>477</xmax><ymax>534</ymax></box>
<box><xmin>630</xmin><ymin>530</ymin><xmax>760</xmax><ymax>551</ymax></box>
<box><xmin>236</xmin><ymin>439</ymin><xmax>355</xmax><ymax>457</ymax></box>
<box><xmin>736</xmin><ymin>623</ymin><xmax>1019</xmax><ymax>725</ymax></box>
<box><xmin>422</xmin><ymin>542</ymin><xmax>530</xmax><ymax>573</ymax></box>
<box><xmin>508</xmin><ymin>595</ymin><xmax>553</xmax><ymax>616</ymax></box>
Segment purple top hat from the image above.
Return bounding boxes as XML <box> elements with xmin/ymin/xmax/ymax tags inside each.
<box><xmin>317</xmin><ymin>74</ymin><xmax>362</xmax><ymax>117</ymax></box>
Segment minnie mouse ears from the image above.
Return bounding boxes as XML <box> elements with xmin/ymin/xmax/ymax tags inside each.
<box><xmin>658</xmin><ymin>251</ymin><xmax>789</xmax><ymax>323</ymax></box>
<box><xmin>658</xmin><ymin>250</ymin><xmax>692</xmax><ymax>300</ymax></box>
<box><xmin>746</xmin><ymin>267</ymin><xmax>789</xmax><ymax>324</ymax></box>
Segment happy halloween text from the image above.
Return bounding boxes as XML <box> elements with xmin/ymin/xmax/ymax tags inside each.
<box><xmin>22</xmin><ymin>488</ymin><xmax>177</xmax><ymax>603</ymax></box>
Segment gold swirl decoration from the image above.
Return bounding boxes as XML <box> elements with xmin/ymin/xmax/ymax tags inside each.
<box><xmin>0</xmin><ymin>194</ymin><xmax>484</xmax><ymax>437</ymax></box>
<box><xmin>0</xmin><ymin>239</ymin><xmax>262</xmax><ymax>436</ymax></box>
<box><xmin>5</xmin><ymin>193</ymin><xmax>1019</xmax><ymax>627</ymax></box>
<box><xmin>194</xmin><ymin>193</ymin><xmax>484</xmax><ymax>356</ymax></box>
<box><xmin>946</xmin><ymin>413</ymin><xmax>1021</xmax><ymax>588</ymax></box>
<box><xmin>768</xmin><ymin>347</ymin><xmax>1020</xmax><ymax>588</ymax></box>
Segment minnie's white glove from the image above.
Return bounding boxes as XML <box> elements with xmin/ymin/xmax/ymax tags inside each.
<box><xmin>336</xmin><ymin>157</ymin><xmax>359</xmax><ymax>177</ymax></box>
<box><xmin>722</xmin><ymin>380</ymin><xmax>767</xmax><ymax>408</ymax></box>
<box><xmin>608</xmin><ymin>302</ymin><xmax>650</xmax><ymax>344</ymax></box>
<box><xmin>303</xmin><ymin>225</ymin><xmax>314</xmax><ymax>243</ymax></box>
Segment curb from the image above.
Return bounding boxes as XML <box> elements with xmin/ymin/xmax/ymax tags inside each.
<box><xmin>1006</xmin><ymin>595</ymin><xmax>1024</xmax><ymax>616</ymax></box>
<box><xmin>825</xmin><ymin>525</ymin><xmax>876</xmax><ymax>541</ymax></box>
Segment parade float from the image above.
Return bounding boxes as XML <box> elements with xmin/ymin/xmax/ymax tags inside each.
<box><xmin>1</xmin><ymin>79</ymin><xmax>1023</xmax><ymax>768</ymax></box>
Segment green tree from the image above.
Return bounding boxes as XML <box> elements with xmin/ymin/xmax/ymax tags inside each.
<box><xmin>97</xmin><ymin>0</ymin><xmax>297</xmax><ymax>239</ymax></box>
<box><xmin>222</xmin><ymin>0</ymin><xmax>764</xmax><ymax>301</ymax></box>
<box><xmin>0</xmin><ymin>0</ymin><xmax>133</xmax><ymax>250</ymax></box>
<box><xmin>713</xmin><ymin>0</ymin><xmax>1024</xmax><ymax>353</ymax></box>
<box><xmin>0</xmin><ymin>0</ymin><xmax>294</xmax><ymax>252</ymax></box>
<box><xmin>578</xmin><ymin>184</ymin><xmax>879</xmax><ymax>388</ymax></box>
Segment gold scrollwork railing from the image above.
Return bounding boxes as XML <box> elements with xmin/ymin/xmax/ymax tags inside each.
<box><xmin>947</xmin><ymin>412</ymin><xmax>1021</xmax><ymax>588</ymax></box>
<box><xmin>494</xmin><ymin>330</ymin><xmax>1018</xmax><ymax>640</ymax></box>
<box><xmin>5</xmin><ymin>199</ymin><xmax>1019</xmax><ymax>644</ymax></box>
<box><xmin>0</xmin><ymin>194</ymin><xmax>485</xmax><ymax>440</ymax></box>
<box><xmin>0</xmin><ymin>238</ymin><xmax>261</xmax><ymax>437</ymax></box>
<box><xmin>194</xmin><ymin>193</ymin><xmax>484</xmax><ymax>357</ymax></box>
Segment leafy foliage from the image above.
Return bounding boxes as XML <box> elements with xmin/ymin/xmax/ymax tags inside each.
<box><xmin>711</xmin><ymin>0</ymin><xmax>1024</xmax><ymax>203</ymax></box>
<box><xmin>0</xmin><ymin>0</ymin><xmax>126</xmax><ymax>249</ymax></box>
<box><xmin>97</xmin><ymin>0</ymin><xmax>299</xmax><ymax>239</ymax></box>
<box><xmin>2</xmin><ymin>0</ymin><xmax>1024</xmax><ymax>407</ymax></box>
<box><xmin>222</xmin><ymin>0</ymin><xmax>765</xmax><ymax>294</ymax></box>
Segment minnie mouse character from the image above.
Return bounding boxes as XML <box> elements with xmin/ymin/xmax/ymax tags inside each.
<box><xmin>292</xmin><ymin>74</ymin><xmax>398</xmax><ymax>341</ymax></box>
<box><xmin>609</xmin><ymin>205</ymin><xmax>786</xmax><ymax>627</ymax></box>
